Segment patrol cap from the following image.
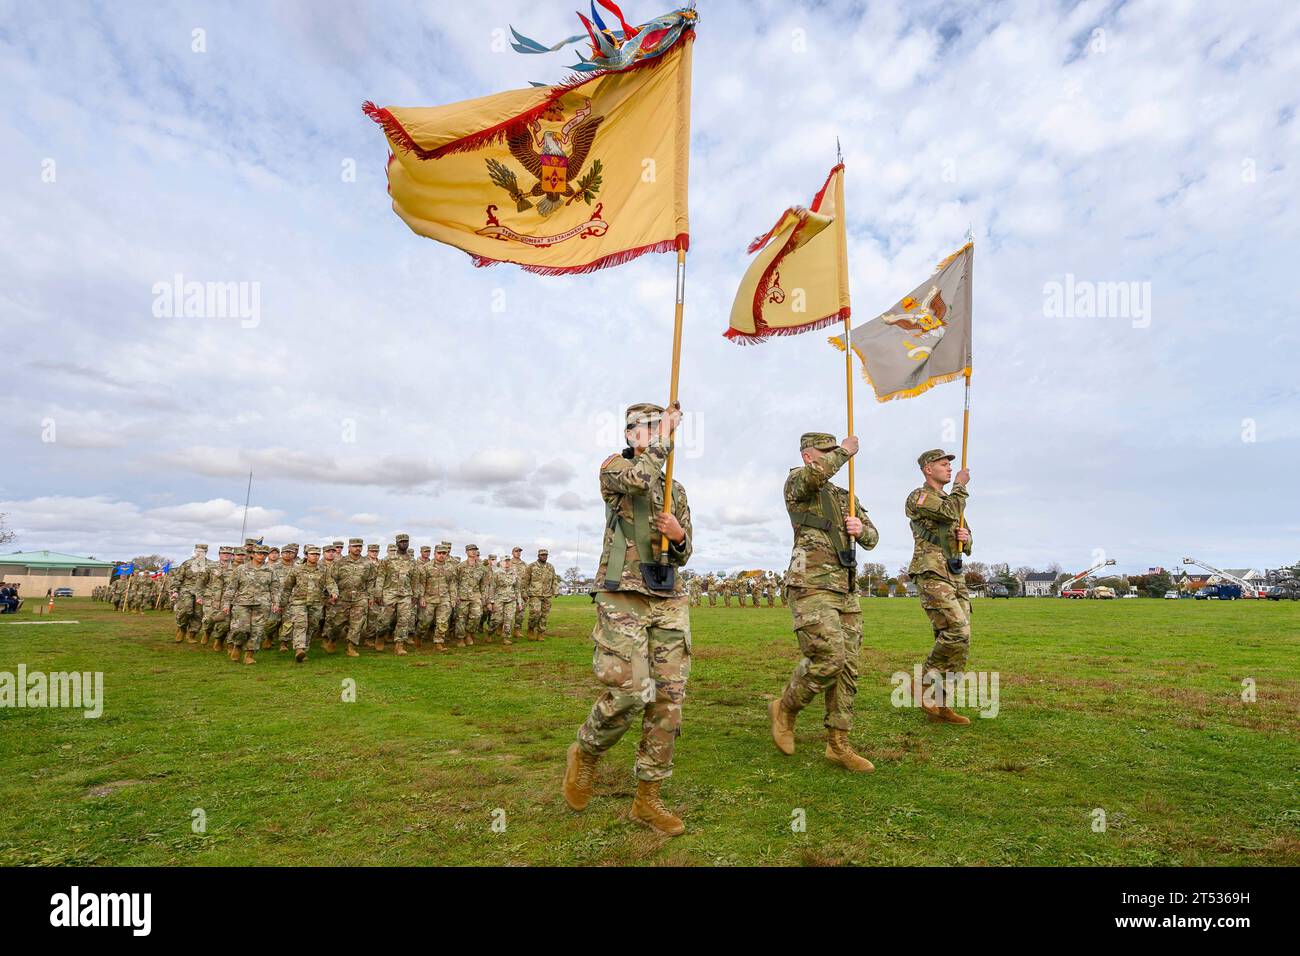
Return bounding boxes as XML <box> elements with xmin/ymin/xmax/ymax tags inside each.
<box><xmin>348</xmin><ymin>537</ymin><xmax>364</xmax><ymax>547</ymax></box>
<box><xmin>917</xmin><ymin>448</ymin><xmax>956</xmax><ymax>468</ymax></box>
<box><xmin>466</xmin><ymin>544</ymin><xmax>479</xmax><ymax>553</ymax></box>
<box><xmin>323</xmin><ymin>542</ymin><xmax>338</xmax><ymax>552</ymax></box>
<box><xmin>440</xmin><ymin>540</ymin><xmax>453</xmax><ymax>549</ymax></box>
<box><xmin>487</xmin><ymin>554</ymin><xmax>497</xmax><ymax>561</ymax></box>
<box><xmin>233</xmin><ymin>547</ymin><xmax>246</xmax><ymax>556</ymax></box>
<box><xmin>512</xmin><ymin>546</ymin><xmax>522</xmax><ymax>554</ymax></box>
<box><xmin>625</xmin><ymin>402</ymin><xmax>664</xmax><ymax>427</ymax></box>
<box><xmin>254</xmin><ymin>545</ymin><xmax>270</xmax><ymax>555</ymax></box>
<box><xmin>799</xmin><ymin>432</ymin><xmax>839</xmax><ymax>452</ymax></box>
<box><xmin>244</xmin><ymin>538</ymin><xmax>258</xmax><ymax>547</ymax></box>
<box><xmin>305</xmin><ymin>545</ymin><xmax>321</xmax><ymax>556</ymax></box>
<box><xmin>396</xmin><ymin>533</ymin><xmax>409</xmax><ymax>542</ymax></box>
<box><xmin>538</xmin><ymin>549</ymin><xmax>548</xmax><ymax>556</ymax></box>
<box><xmin>435</xmin><ymin>544</ymin><xmax>450</xmax><ymax>554</ymax></box>
<box><xmin>367</xmin><ymin>543</ymin><xmax>380</xmax><ymax>552</ymax></box>
<box><xmin>195</xmin><ymin>543</ymin><xmax>209</xmax><ymax>551</ymax></box>
<box><xmin>282</xmin><ymin>543</ymin><xmax>299</xmax><ymax>553</ymax></box>
<box><xmin>332</xmin><ymin>540</ymin><xmax>345</xmax><ymax>549</ymax></box>
<box><xmin>218</xmin><ymin>546</ymin><xmax>232</xmax><ymax>555</ymax></box>
<box><xmin>268</xmin><ymin>546</ymin><xmax>281</xmax><ymax>555</ymax></box>
<box><xmin>419</xmin><ymin>545</ymin><xmax>431</xmax><ymax>554</ymax></box>
<box><xmin>386</xmin><ymin>544</ymin><xmax>397</xmax><ymax>553</ymax></box>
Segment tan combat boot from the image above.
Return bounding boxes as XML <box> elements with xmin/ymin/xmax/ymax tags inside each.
<box><xmin>228</xmin><ymin>645</ymin><xmax>240</xmax><ymax>662</ymax></box>
<box><xmin>174</xmin><ymin>627</ymin><xmax>185</xmax><ymax>643</ymax></box>
<box><xmin>629</xmin><ymin>780</ymin><xmax>685</xmax><ymax>836</ymax></box>
<box><xmin>455</xmin><ymin>639</ymin><xmax>465</xmax><ymax>648</ymax></box>
<box><xmin>295</xmin><ymin>649</ymin><xmax>306</xmax><ymax>663</ymax></box>
<box><xmin>243</xmin><ymin>650</ymin><xmax>256</xmax><ymax>666</ymax></box>
<box><xmin>562</xmin><ymin>742</ymin><xmax>600</xmax><ymax>811</ymax></box>
<box><xmin>503</xmin><ymin>637</ymin><xmax>513</xmax><ymax>645</ymax></box>
<box><xmin>199</xmin><ymin>633</ymin><xmax>209</xmax><ymax>647</ymax></box>
<box><xmin>375</xmin><ymin>638</ymin><xmax>385</xmax><ymax>652</ymax></box>
<box><xmin>186</xmin><ymin>630</ymin><xmax>198</xmax><ymax>644</ymax></box>
<box><xmin>395</xmin><ymin>644</ymin><xmax>408</xmax><ymax>656</ymax></box>
<box><xmin>928</xmin><ymin>707</ymin><xmax>971</xmax><ymax>726</ymax></box>
<box><xmin>434</xmin><ymin>643</ymin><xmax>447</xmax><ymax>653</ymax></box>
<box><xmin>824</xmin><ymin>729</ymin><xmax>874</xmax><ymax>772</ymax></box>
<box><xmin>769</xmin><ymin>698</ymin><xmax>797</xmax><ymax>755</ymax></box>
<box><xmin>345</xmin><ymin>644</ymin><xmax>360</xmax><ymax>658</ymax></box>
<box><xmin>323</xmin><ymin>639</ymin><xmax>336</xmax><ymax>654</ymax></box>
<box><xmin>413</xmin><ymin>637</ymin><xmax>422</xmax><ymax>649</ymax></box>
<box><xmin>279</xmin><ymin>642</ymin><xmax>288</xmax><ymax>652</ymax></box>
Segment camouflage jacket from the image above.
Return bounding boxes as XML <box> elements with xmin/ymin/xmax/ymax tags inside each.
<box><xmin>332</xmin><ymin>555</ymin><xmax>375</xmax><ymax>602</ymax></box>
<box><xmin>268</xmin><ymin>562</ymin><xmax>293</xmax><ymax>609</ymax></box>
<box><xmin>278</xmin><ymin>563</ymin><xmax>339</xmax><ymax>607</ymax></box>
<box><xmin>456</xmin><ymin>561</ymin><xmax>491</xmax><ymax>602</ymax></box>
<box><xmin>224</xmin><ymin>562</ymin><xmax>276</xmax><ymax>609</ymax></box>
<box><xmin>172</xmin><ymin>556</ymin><xmax>209</xmax><ymax>596</ymax></box>
<box><xmin>492</xmin><ymin>564</ymin><xmax>521</xmax><ymax>601</ymax></box>
<box><xmin>378</xmin><ymin>553</ymin><xmax>417</xmax><ymax>599</ymax></box>
<box><xmin>203</xmin><ymin>561</ymin><xmax>233</xmax><ymax>605</ymax></box>
<box><xmin>596</xmin><ymin>438</ymin><xmax>692</xmax><ymax>597</ymax></box>
<box><xmin>905</xmin><ymin>483</ymin><xmax>972</xmax><ymax>581</ymax></box>
<box><xmin>522</xmin><ymin>561</ymin><xmax>559</xmax><ymax>597</ymax></box>
<box><xmin>784</xmin><ymin>447</ymin><xmax>879</xmax><ymax>594</ymax></box>
<box><xmin>421</xmin><ymin>561</ymin><xmax>459</xmax><ymax>603</ymax></box>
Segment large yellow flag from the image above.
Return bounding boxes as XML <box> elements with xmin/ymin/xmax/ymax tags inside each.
<box><xmin>364</xmin><ymin>34</ymin><xmax>692</xmax><ymax>275</ymax></box>
<box><xmin>724</xmin><ymin>164</ymin><xmax>850</xmax><ymax>342</ymax></box>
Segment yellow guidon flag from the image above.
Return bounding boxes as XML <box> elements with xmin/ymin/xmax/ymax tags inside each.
<box><xmin>724</xmin><ymin>163</ymin><xmax>851</xmax><ymax>343</ymax></box>
<box><xmin>829</xmin><ymin>242</ymin><xmax>974</xmax><ymax>402</ymax></box>
<box><xmin>362</xmin><ymin>31</ymin><xmax>693</xmax><ymax>275</ymax></box>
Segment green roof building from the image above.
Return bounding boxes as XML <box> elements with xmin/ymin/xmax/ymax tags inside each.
<box><xmin>0</xmin><ymin>551</ymin><xmax>119</xmax><ymax>597</ymax></box>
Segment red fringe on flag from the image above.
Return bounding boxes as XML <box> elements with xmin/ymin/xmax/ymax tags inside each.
<box><xmin>364</xmin><ymin>32</ymin><xmax>695</xmax><ymax>161</ymax></box>
<box><xmin>469</xmin><ymin>233</ymin><xmax>687</xmax><ymax>275</ymax></box>
<box><xmin>723</xmin><ymin>307</ymin><xmax>850</xmax><ymax>345</ymax></box>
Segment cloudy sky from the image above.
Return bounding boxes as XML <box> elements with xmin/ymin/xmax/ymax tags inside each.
<box><xmin>2</xmin><ymin>0</ymin><xmax>1297</xmax><ymax>576</ymax></box>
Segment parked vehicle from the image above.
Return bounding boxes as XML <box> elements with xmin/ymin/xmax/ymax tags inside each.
<box><xmin>1266</xmin><ymin>585</ymin><xmax>1299</xmax><ymax>601</ymax></box>
<box><xmin>1090</xmin><ymin>586</ymin><xmax>1116</xmax><ymax>600</ymax></box>
<box><xmin>53</xmin><ymin>587</ymin><xmax>74</xmax><ymax>598</ymax></box>
<box><xmin>1195</xmin><ymin>584</ymin><xmax>1242</xmax><ymax>600</ymax></box>
<box><xmin>1163</xmin><ymin>590</ymin><xmax>1179</xmax><ymax>600</ymax></box>
<box><xmin>988</xmin><ymin>584</ymin><xmax>1010</xmax><ymax>599</ymax></box>
<box><xmin>1061</xmin><ymin>589</ymin><xmax>1087</xmax><ymax>599</ymax></box>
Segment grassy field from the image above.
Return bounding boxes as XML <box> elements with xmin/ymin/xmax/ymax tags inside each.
<box><xmin>1</xmin><ymin>595</ymin><xmax>1297</xmax><ymax>867</ymax></box>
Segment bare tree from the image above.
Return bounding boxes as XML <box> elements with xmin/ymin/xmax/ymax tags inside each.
<box><xmin>0</xmin><ymin>513</ymin><xmax>15</xmax><ymax>547</ymax></box>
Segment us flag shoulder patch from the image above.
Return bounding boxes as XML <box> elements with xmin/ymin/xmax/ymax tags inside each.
<box><xmin>917</xmin><ymin>492</ymin><xmax>928</xmax><ymax>506</ymax></box>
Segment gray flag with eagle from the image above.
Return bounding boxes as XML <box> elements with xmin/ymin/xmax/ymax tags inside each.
<box><xmin>830</xmin><ymin>243</ymin><xmax>973</xmax><ymax>402</ymax></box>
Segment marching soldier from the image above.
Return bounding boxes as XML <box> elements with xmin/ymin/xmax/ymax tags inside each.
<box><xmin>522</xmin><ymin>549</ymin><xmax>559</xmax><ymax>641</ymax></box>
<box><xmin>333</xmin><ymin>538</ymin><xmax>375</xmax><ymax>658</ymax></box>
<box><xmin>688</xmin><ymin>576</ymin><xmax>701</xmax><ymax>606</ymax></box>
<box><xmin>481</xmin><ymin>555</ymin><xmax>498</xmax><ymax>636</ymax></box>
<box><xmin>454</xmin><ymin>545</ymin><xmax>490</xmax><ymax>647</ymax></box>
<box><xmin>562</xmin><ymin>402</ymin><xmax>693</xmax><ymax>837</ymax></box>
<box><xmin>267</xmin><ymin>544</ymin><xmax>294</xmax><ymax>651</ymax></box>
<box><xmin>510</xmin><ymin>546</ymin><xmax>526</xmax><ymax>641</ymax></box>
<box><xmin>768</xmin><ymin>432</ymin><xmax>879</xmax><ymax>772</ymax></box>
<box><xmin>170</xmin><ymin>544</ymin><xmax>209</xmax><ymax>644</ymax></box>
<box><xmin>200</xmin><ymin>547</ymin><xmax>234</xmax><ymax>650</ymax></box>
<box><xmin>722</xmin><ymin>577</ymin><xmax>732</xmax><ymax>608</ymax></box>
<box><xmin>419</xmin><ymin>543</ymin><xmax>458</xmax><ymax>653</ymax></box>
<box><xmin>414</xmin><ymin>545</ymin><xmax>433</xmax><ymax>646</ymax></box>
<box><xmin>907</xmin><ymin>449</ymin><xmax>974</xmax><ymax>725</ymax></box>
<box><xmin>491</xmin><ymin>556</ymin><xmax>521</xmax><ymax>645</ymax></box>
<box><xmin>275</xmin><ymin>545</ymin><xmax>339</xmax><ymax>663</ymax></box>
<box><xmin>321</xmin><ymin>542</ymin><xmax>350</xmax><ymax>649</ymax></box>
<box><xmin>223</xmin><ymin>544</ymin><xmax>276</xmax><ymax>665</ymax></box>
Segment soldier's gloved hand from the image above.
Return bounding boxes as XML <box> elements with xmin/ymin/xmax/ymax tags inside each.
<box><xmin>955</xmin><ymin>527</ymin><xmax>971</xmax><ymax>543</ymax></box>
<box><xmin>845</xmin><ymin>516</ymin><xmax>864</xmax><ymax>537</ymax></box>
<box><xmin>955</xmin><ymin>467</ymin><xmax>970</xmax><ymax>485</ymax></box>
<box><xmin>653</xmin><ymin>511</ymin><xmax>686</xmax><ymax>544</ymax></box>
<box><xmin>840</xmin><ymin>435</ymin><xmax>860</xmax><ymax>456</ymax></box>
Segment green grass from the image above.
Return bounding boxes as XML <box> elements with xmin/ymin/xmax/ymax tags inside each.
<box><xmin>1</xmin><ymin>596</ymin><xmax>1297</xmax><ymax>866</ymax></box>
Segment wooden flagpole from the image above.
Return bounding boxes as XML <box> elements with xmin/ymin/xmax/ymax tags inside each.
<box><xmin>659</xmin><ymin>247</ymin><xmax>687</xmax><ymax>554</ymax></box>
<box><xmin>835</xmin><ymin>143</ymin><xmax>855</xmax><ymax>518</ymax></box>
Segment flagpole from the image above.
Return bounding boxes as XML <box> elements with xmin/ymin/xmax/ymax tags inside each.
<box><xmin>659</xmin><ymin>247</ymin><xmax>687</xmax><ymax>555</ymax></box>
<box><xmin>834</xmin><ymin>142</ymin><xmax>855</xmax><ymax>519</ymax></box>
<box><xmin>239</xmin><ymin>470</ymin><xmax>253</xmax><ymax>542</ymax></box>
<box><xmin>844</xmin><ymin>309</ymin><xmax>855</xmax><ymax>518</ymax></box>
<box><xmin>958</xmin><ymin>369</ymin><xmax>971</xmax><ymax>535</ymax></box>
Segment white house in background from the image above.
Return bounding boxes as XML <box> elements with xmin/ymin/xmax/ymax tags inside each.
<box><xmin>0</xmin><ymin>551</ymin><xmax>118</xmax><ymax>597</ymax></box>
<box><xmin>1213</xmin><ymin>569</ymin><xmax>1266</xmax><ymax>589</ymax></box>
<box><xmin>1021</xmin><ymin>572</ymin><xmax>1057</xmax><ymax>597</ymax></box>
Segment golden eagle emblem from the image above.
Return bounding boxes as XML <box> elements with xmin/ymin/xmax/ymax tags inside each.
<box><xmin>485</xmin><ymin>99</ymin><xmax>605</xmax><ymax>218</ymax></box>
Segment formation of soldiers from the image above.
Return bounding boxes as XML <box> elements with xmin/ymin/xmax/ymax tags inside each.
<box><xmin>686</xmin><ymin>571</ymin><xmax>787</xmax><ymax>607</ymax></box>
<box><xmin>563</xmin><ymin>402</ymin><xmax>977</xmax><ymax>839</ymax></box>
<box><xmin>95</xmin><ymin>537</ymin><xmax>561</xmax><ymax>665</ymax></box>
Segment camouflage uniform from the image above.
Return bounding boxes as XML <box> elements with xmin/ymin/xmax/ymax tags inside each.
<box><xmin>907</xmin><ymin>450</ymin><xmax>974</xmax><ymax>686</ymax></box>
<box><xmin>576</xmin><ymin>404</ymin><xmax>693</xmax><ymax>782</ymax></box>
<box><xmin>705</xmin><ymin>575</ymin><xmax>717</xmax><ymax>606</ymax></box>
<box><xmin>419</xmin><ymin>545</ymin><xmax>459</xmax><ymax>647</ymax></box>
<box><xmin>778</xmin><ymin>434</ymin><xmax>879</xmax><ymax>731</ymax></box>
<box><xmin>413</xmin><ymin>547</ymin><xmax>433</xmax><ymax>640</ymax></box>
<box><xmin>223</xmin><ymin>546</ymin><xmax>276</xmax><ymax>652</ymax></box>
<box><xmin>688</xmin><ymin>577</ymin><xmax>701</xmax><ymax>606</ymax></box>
<box><xmin>333</xmin><ymin>540</ymin><xmax>376</xmax><ymax>649</ymax></box>
<box><xmin>201</xmin><ymin>548</ymin><xmax>235</xmax><ymax>647</ymax></box>
<box><xmin>266</xmin><ymin>546</ymin><xmax>295</xmax><ymax>647</ymax></box>
<box><xmin>454</xmin><ymin>547</ymin><xmax>490</xmax><ymax>645</ymax></box>
<box><xmin>321</xmin><ymin>541</ymin><xmax>349</xmax><ymax>646</ymax></box>
<box><xmin>522</xmin><ymin>551</ymin><xmax>559</xmax><ymax>638</ymax></box>
<box><xmin>491</xmin><ymin>559</ymin><xmax>521</xmax><ymax>641</ymax></box>
<box><xmin>170</xmin><ymin>547</ymin><xmax>209</xmax><ymax>637</ymax></box>
<box><xmin>277</xmin><ymin>547</ymin><xmax>339</xmax><ymax>655</ymax></box>
<box><xmin>750</xmin><ymin>576</ymin><xmax>762</xmax><ymax>608</ymax></box>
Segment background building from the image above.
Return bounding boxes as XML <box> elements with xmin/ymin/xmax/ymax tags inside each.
<box><xmin>0</xmin><ymin>551</ymin><xmax>118</xmax><ymax>597</ymax></box>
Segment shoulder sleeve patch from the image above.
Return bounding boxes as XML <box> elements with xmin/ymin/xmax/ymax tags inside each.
<box><xmin>601</xmin><ymin>454</ymin><xmax>620</xmax><ymax>469</ymax></box>
<box><xmin>917</xmin><ymin>492</ymin><xmax>927</xmax><ymax>506</ymax></box>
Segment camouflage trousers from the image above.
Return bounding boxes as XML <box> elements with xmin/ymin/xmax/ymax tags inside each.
<box><xmin>916</xmin><ymin>573</ymin><xmax>972</xmax><ymax>686</ymax></box>
<box><xmin>526</xmin><ymin>594</ymin><xmax>553</xmax><ymax>634</ymax></box>
<box><xmin>202</xmin><ymin>601</ymin><xmax>229</xmax><ymax>644</ymax></box>
<box><xmin>342</xmin><ymin>598</ymin><xmax>368</xmax><ymax>646</ymax></box>
<box><xmin>577</xmin><ymin>591</ymin><xmax>692</xmax><ymax>782</ymax></box>
<box><xmin>173</xmin><ymin>592</ymin><xmax>201</xmax><ymax>632</ymax></box>
<box><xmin>456</xmin><ymin>599</ymin><xmax>482</xmax><ymax>641</ymax></box>
<box><xmin>492</xmin><ymin>598</ymin><xmax>517</xmax><ymax>637</ymax></box>
<box><xmin>265</xmin><ymin>607</ymin><xmax>284</xmax><ymax>645</ymax></box>
<box><xmin>230</xmin><ymin>604</ymin><xmax>269</xmax><ymax>651</ymax></box>
<box><xmin>283</xmin><ymin>603</ymin><xmax>323</xmax><ymax>652</ymax></box>
<box><xmin>422</xmin><ymin>598</ymin><xmax>454</xmax><ymax>644</ymax></box>
<box><xmin>780</xmin><ymin>587</ymin><xmax>862</xmax><ymax>732</ymax></box>
<box><xmin>723</xmin><ymin>594</ymin><xmax>731</xmax><ymax>607</ymax></box>
<box><xmin>708</xmin><ymin>594</ymin><xmax>716</xmax><ymax>606</ymax></box>
<box><xmin>322</xmin><ymin>600</ymin><xmax>348</xmax><ymax>645</ymax></box>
